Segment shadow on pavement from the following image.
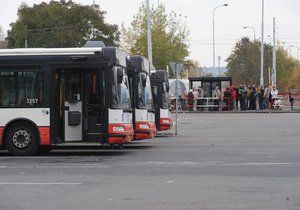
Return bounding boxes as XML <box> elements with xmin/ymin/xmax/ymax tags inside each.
<box><xmin>0</xmin><ymin>142</ymin><xmax>155</xmax><ymax>157</ymax></box>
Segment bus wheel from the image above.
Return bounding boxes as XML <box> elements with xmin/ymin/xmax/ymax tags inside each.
<box><xmin>5</xmin><ymin>122</ymin><xmax>40</xmax><ymax>156</ymax></box>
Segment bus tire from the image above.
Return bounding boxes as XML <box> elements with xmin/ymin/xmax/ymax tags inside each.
<box><xmin>5</xmin><ymin>122</ymin><xmax>40</xmax><ymax>156</ymax></box>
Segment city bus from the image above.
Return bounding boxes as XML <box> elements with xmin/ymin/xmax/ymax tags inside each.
<box><xmin>150</xmin><ymin>70</ymin><xmax>173</xmax><ymax>131</ymax></box>
<box><xmin>0</xmin><ymin>47</ymin><xmax>133</xmax><ymax>155</ymax></box>
<box><xmin>127</xmin><ymin>56</ymin><xmax>157</xmax><ymax>140</ymax></box>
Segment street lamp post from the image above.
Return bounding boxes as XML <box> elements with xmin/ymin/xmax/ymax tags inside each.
<box><xmin>243</xmin><ymin>26</ymin><xmax>256</xmax><ymax>40</ymax></box>
<box><xmin>213</xmin><ymin>3</ymin><xmax>228</xmax><ymax>67</ymax></box>
<box><xmin>288</xmin><ymin>44</ymin><xmax>294</xmax><ymax>57</ymax></box>
<box><xmin>92</xmin><ymin>0</ymin><xmax>95</xmax><ymax>39</ymax></box>
<box><xmin>260</xmin><ymin>0</ymin><xmax>264</xmax><ymax>87</ymax></box>
<box><xmin>146</xmin><ymin>0</ymin><xmax>153</xmax><ymax>67</ymax></box>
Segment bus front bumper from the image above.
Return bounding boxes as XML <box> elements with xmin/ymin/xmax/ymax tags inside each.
<box><xmin>159</xmin><ymin>118</ymin><xmax>173</xmax><ymax>131</ymax></box>
<box><xmin>108</xmin><ymin>123</ymin><xmax>134</xmax><ymax>144</ymax></box>
<box><xmin>134</xmin><ymin>122</ymin><xmax>157</xmax><ymax>140</ymax></box>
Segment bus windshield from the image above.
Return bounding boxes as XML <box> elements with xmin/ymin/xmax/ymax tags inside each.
<box><xmin>111</xmin><ymin>67</ymin><xmax>131</xmax><ymax>109</ymax></box>
<box><xmin>137</xmin><ymin>72</ymin><xmax>154</xmax><ymax>110</ymax></box>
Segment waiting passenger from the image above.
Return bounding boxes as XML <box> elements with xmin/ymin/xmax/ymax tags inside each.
<box><xmin>192</xmin><ymin>87</ymin><xmax>199</xmax><ymax>111</ymax></box>
<box><xmin>213</xmin><ymin>86</ymin><xmax>221</xmax><ymax>111</ymax></box>
<box><xmin>288</xmin><ymin>93</ymin><xmax>295</xmax><ymax>110</ymax></box>
<box><xmin>187</xmin><ymin>89</ymin><xmax>194</xmax><ymax>111</ymax></box>
<box><xmin>198</xmin><ymin>86</ymin><xmax>205</xmax><ymax>111</ymax></box>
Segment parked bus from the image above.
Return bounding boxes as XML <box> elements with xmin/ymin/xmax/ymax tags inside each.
<box><xmin>0</xmin><ymin>47</ymin><xmax>133</xmax><ymax>155</ymax></box>
<box><xmin>127</xmin><ymin>56</ymin><xmax>157</xmax><ymax>140</ymax></box>
<box><xmin>150</xmin><ymin>70</ymin><xmax>173</xmax><ymax>131</ymax></box>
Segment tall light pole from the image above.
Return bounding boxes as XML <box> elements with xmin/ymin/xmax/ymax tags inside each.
<box><xmin>272</xmin><ymin>17</ymin><xmax>276</xmax><ymax>87</ymax></box>
<box><xmin>213</xmin><ymin>3</ymin><xmax>228</xmax><ymax>67</ymax></box>
<box><xmin>146</xmin><ymin>0</ymin><xmax>153</xmax><ymax>67</ymax></box>
<box><xmin>260</xmin><ymin>0</ymin><xmax>264</xmax><ymax>87</ymax></box>
<box><xmin>92</xmin><ymin>0</ymin><xmax>95</xmax><ymax>39</ymax></box>
<box><xmin>290</xmin><ymin>45</ymin><xmax>293</xmax><ymax>57</ymax></box>
<box><xmin>243</xmin><ymin>26</ymin><xmax>256</xmax><ymax>40</ymax></box>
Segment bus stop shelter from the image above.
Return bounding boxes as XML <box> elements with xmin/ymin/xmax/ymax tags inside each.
<box><xmin>189</xmin><ymin>77</ymin><xmax>232</xmax><ymax>97</ymax></box>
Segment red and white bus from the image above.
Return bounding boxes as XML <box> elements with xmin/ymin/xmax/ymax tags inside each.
<box><xmin>127</xmin><ymin>56</ymin><xmax>157</xmax><ymax>140</ymax></box>
<box><xmin>0</xmin><ymin>46</ymin><xmax>133</xmax><ymax>155</ymax></box>
<box><xmin>151</xmin><ymin>70</ymin><xmax>173</xmax><ymax>131</ymax></box>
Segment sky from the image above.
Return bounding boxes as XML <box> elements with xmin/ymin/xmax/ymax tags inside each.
<box><xmin>0</xmin><ymin>0</ymin><xmax>300</xmax><ymax>67</ymax></box>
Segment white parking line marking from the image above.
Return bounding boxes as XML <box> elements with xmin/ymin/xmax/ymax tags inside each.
<box><xmin>0</xmin><ymin>182</ymin><xmax>82</xmax><ymax>185</ymax></box>
<box><xmin>222</xmin><ymin>162</ymin><xmax>293</xmax><ymax>166</ymax></box>
<box><xmin>0</xmin><ymin>164</ymin><xmax>109</xmax><ymax>168</ymax></box>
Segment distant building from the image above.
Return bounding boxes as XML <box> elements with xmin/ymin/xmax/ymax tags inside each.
<box><xmin>201</xmin><ymin>67</ymin><xmax>227</xmax><ymax>77</ymax></box>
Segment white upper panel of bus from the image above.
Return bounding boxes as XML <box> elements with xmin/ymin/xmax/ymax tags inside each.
<box><xmin>0</xmin><ymin>48</ymin><xmax>103</xmax><ymax>56</ymax></box>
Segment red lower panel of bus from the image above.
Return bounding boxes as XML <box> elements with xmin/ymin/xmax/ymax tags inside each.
<box><xmin>38</xmin><ymin>127</ymin><xmax>50</xmax><ymax>146</ymax></box>
<box><xmin>159</xmin><ymin>118</ymin><xmax>173</xmax><ymax>131</ymax></box>
<box><xmin>0</xmin><ymin>127</ymin><xmax>50</xmax><ymax>146</ymax></box>
<box><xmin>108</xmin><ymin>123</ymin><xmax>134</xmax><ymax>144</ymax></box>
<box><xmin>0</xmin><ymin>127</ymin><xmax>3</xmax><ymax>146</ymax></box>
<box><xmin>134</xmin><ymin>122</ymin><xmax>157</xmax><ymax>140</ymax></box>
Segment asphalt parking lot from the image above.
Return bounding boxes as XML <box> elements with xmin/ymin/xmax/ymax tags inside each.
<box><xmin>0</xmin><ymin>113</ymin><xmax>300</xmax><ymax>210</ymax></box>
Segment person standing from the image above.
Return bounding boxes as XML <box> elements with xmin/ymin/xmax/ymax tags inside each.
<box><xmin>223</xmin><ymin>87</ymin><xmax>232</xmax><ymax>111</ymax></box>
<box><xmin>181</xmin><ymin>90</ymin><xmax>187</xmax><ymax>110</ymax></box>
<box><xmin>192</xmin><ymin>87</ymin><xmax>199</xmax><ymax>111</ymax></box>
<box><xmin>242</xmin><ymin>84</ymin><xmax>247</xmax><ymax>110</ymax></box>
<box><xmin>262</xmin><ymin>86</ymin><xmax>270</xmax><ymax>110</ymax></box>
<box><xmin>255</xmin><ymin>86</ymin><xmax>262</xmax><ymax>111</ymax></box>
<box><xmin>249</xmin><ymin>86</ymin><xmax>256</xmax><ymax>110</ymax></box>
<box><xmin>289</xmin><ymin>93</ymin><xmax>295</xmax><ymax>110</ymax></box>
<box><xmin>198</xmin><ymin>86</ymin><xmax>205</xmax><ymax>111</ymax></box>
<box><xmin>270</xmin><ymin>86</ymin><xmax>278</xmax><ymax>109</ymax></box>
<box><xmin>187</xmin><ymin>89</ymin><xmax>194</xmax><ymax>111</ymax></box>
<box><xmin>231</xmin><ymin>86</ymin><xmax>238</xmax><ymax>111</ymax></box>
<box><xmin>213</xmin><ymin>86</ymin><xmax>222</xmax><ymax>111</ymax></box>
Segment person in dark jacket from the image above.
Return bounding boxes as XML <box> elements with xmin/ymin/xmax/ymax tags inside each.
<box><xmin>249</xmin><ymin>86</ymin><xmax>256</xmax><ymax>110</ymax></box>
<box><xmin>223</xmin><ymin>87</ymin><xmax>232</xmax><ymax>111</ymax></box>
<box><xmin>289</xmin><ymin>93</ymin><xmax>295</xmax><ymax>110</ymax></box>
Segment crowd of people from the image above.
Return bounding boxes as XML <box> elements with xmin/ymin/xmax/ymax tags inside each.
<box><xmin>177</xmin><ymin>84</ymin><xmax>296</xmax><ymax>111</ymax></box>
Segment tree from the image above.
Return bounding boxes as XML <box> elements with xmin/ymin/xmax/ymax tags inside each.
<box><xmin>184</xmin><ymin>59</ymin><xmax>201</xmax><ymax>78</ymax></box>
<box><xmin>226</xmin><ymin>37</ymin><xmax>295</xmax><ymax>92</ymax></box>
<box><xmin>275</xmin><ymin>46</ymin><xmax>295</xmax><ymax>92</ymax></box>
<box><xmin>6</xmin><ymin>0</ymin><xmax>119</xmax><ymax>48</ymax></box>
<box><xmin>288</xmin><ymin>62</ymin><xmax>300</xmax><ymax>91</ymax></box>
<box><xmin>121</xmin><ymin>3</ymin><xmax>189</xmax><ymax>76</ymax></box>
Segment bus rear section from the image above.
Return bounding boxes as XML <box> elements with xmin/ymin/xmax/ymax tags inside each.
<box><xmin>151</xmin><ymin>70</ymin><xmax>173</xmax><ymax>131</ymax></box>
<box><xmin>127</xmin><ymin>56</ymin><xmax>157</xmax><ymax>140</ymax></box>
<box><xmin>0</xmin><ymin>47</ymin><xmax>133</xmax><ymax>155</ymax></box>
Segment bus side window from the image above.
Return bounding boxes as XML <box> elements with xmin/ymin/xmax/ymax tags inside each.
<box><xmin>0</xmin><ymin>72</ymin><xmax>16</xmax><ymax>107</ymax></box>
<box><xmin>0</xmin><ymin>70</ymin><xmax>44</xmax><ymax>107</ymax></box>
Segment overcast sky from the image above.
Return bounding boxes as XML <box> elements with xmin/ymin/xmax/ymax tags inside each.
<box><xmin>1</xmin><ymin>0</ymin><xmax>299</xmax><ymax>67</ymax></box>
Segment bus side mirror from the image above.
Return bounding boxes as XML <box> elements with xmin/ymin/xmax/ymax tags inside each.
<box><xmin>117</xmin><ymin>68</ymin><xmax>124</xmax><ymax>84</ymax></box>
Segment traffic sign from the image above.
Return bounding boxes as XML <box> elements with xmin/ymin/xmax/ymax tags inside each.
<box><xmin>169</xmin><ymin>62</ymin><xmax>184</xmax><ymax>75</ymax></box>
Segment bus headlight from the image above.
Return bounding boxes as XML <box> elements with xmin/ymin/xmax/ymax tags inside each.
<box><xmin>162</xmin><ymin>119</ymin><xmax>170</xmax><ymax>124</ymax></box>
<box><xmin>113</xmin><ymin>126</ymin><xmax>125</xmax><ymax>132</ymax></box>
<box><xmin>139</xmin><ymin>124</ymin><xmax>149</xmax><ymax>129</ymax></box>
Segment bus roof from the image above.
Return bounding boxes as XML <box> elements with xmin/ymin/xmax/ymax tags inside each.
<box><xmin>0</xmin><ymin>48</ymin><xmax>103</xmax><ymax>56</ymax></box>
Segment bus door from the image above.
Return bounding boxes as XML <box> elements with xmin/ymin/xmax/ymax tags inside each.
<box><xmin>64</xmin><ymin>69</ymin><xmax>83</xmax><ymax>141</ymax></box>
<box><xmin>83</xmin><ymin>69</ymin><xmax>104</xmax><ymax>141</ymax></box>
<box><xmin>54</xmin><ymin>67</ymin><xmax>104</xmax><ymax>142</ymax></box>
<box><xmin>54</xmin><ymin>68</ymin><xmax>82</xmax><ymax>142</ymax></box>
